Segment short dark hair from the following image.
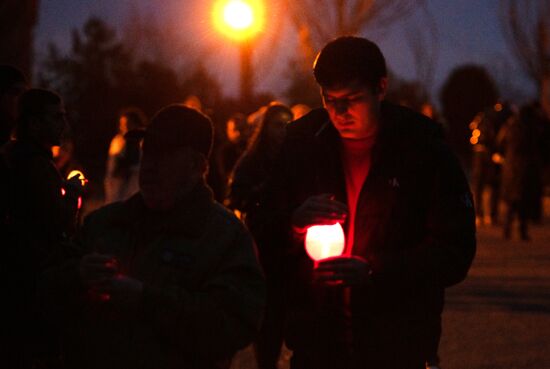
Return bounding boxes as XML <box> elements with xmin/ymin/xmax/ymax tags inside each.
<box><xmin>313</xmin><ymin>36</ymin><xmax>387</xmax><ymax>91</ymax></box>
<box><xmin>144</xmin><ymin>105</ymin><xmax>213</xmax><ymax>158</ymax></box>
<box><xmin>0</xmin><ymin>65</ymin><xmax>27</xmax><ymax>95</ymax></box>
<box><xmin>16</xmin><ymin>89</ymin><xmax>62</xmax><ymax>138</ymax></box>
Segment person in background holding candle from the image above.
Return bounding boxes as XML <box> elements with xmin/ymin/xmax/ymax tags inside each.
<box><xmin>43</xmin><ymin>105</ymin><xmax>265</xmax><ymax>369</ymax></box>
<box><xmin>104</xmin><ymin>107</ymin><xmax>148</xmax><ymax>204</ymax></box>
<box><xmin>261</xmin><ymin>36</ymin><xmax>476</xmax><ymax>369</ymax></box>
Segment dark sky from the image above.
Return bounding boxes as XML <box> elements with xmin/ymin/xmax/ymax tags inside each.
<box><xmin>36</xmin><ymin>0</ymin><xmax>535</xmax><ymax>104</ymax></box>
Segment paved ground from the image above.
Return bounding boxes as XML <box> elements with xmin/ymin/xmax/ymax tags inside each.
<box><xmin>231</xmin><ymin>218</ymin><xmax>550</xmax><ymax>369</ymax></box>
<box><xmin>439</xmin><ymin>220</ymin><xmax>550</xmax><ymax>368</ymax></box>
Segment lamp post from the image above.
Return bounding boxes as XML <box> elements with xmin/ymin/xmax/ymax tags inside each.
<box><xmin>213</xmin><ymin>0</ymin><xmax>264</xmax><ymax>106</ymax></box>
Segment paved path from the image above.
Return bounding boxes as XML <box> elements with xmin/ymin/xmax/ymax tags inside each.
<box><xmin>440</xmin><ymin>221</ymin><xmax>550</xmax><ymax>368</ymax></box>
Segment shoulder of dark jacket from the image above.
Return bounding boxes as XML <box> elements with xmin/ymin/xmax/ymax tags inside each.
<box><xmin>286</xmin><ymin>108</ymin><xmax>331</xmax><ymax>139</ymax></box>
<box><xmin>82</xmin><ymin>197</ymin><xmax>136</xmax><ymax>229</ymax></box>
<box><xmin>211</xmin><ymin>201</ymin><xmax>250</xmax><ymax>234</ymax></box>
<box><xmin>380</xmin><ymin>101</ymin><xmax>444</xmax><ymax>141</ymax></box>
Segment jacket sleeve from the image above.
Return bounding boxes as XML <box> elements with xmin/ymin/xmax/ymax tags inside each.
<box><xmin>141</xmin><ymin>226</ymin><xmax>266</xmax><ymax>359</ymax></box>
<box><xmin>373</xmin><ymin>140</ymin><xmax>477</xmax><ymax>289</ymax></box>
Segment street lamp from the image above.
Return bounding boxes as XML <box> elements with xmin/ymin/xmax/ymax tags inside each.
<box><xmin>213</xmin><ymin>0</ymin><xmax>265</xmax><ymax>105</ymax></box>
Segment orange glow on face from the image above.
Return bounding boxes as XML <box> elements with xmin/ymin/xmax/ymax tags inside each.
<box><xmin>305</xmin><ymin>223</ymin><xmax>345</xmax><ymax>261</ymax></box>
<box><xmin>494</xmin><ymin>103</ymin><xmax>503</xmax><ymax>112</ymax></box>
<box><xmin>67</xmin><ymin>170</ymin><xmax>87</xmax><ymax>187</ymax></box>
<box><xmin>213</xmin><ymin>0</ymin><xmax>265</xmax><ymax>41</ymax></box>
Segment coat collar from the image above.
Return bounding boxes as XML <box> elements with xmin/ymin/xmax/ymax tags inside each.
<box><xmin>311</xmin><ymin>102</ymin><xmax>400</xmax><ymax>195</ymax></box>
<box><xmin>116</xmin><ymin>182</ymin><xmax>215</xmax><ymax>238</ymax></box>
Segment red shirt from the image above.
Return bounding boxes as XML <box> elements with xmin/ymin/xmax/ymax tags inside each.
<box><xmin>340</xmin><ymin>135</ymin><xmax>376</xmax><ymax>255</ymax></box>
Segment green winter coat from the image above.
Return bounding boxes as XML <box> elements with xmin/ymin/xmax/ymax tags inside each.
<box><xmin>45</xmin><ymin>183</ymin><xmax>265</xmax><ymax>369</ymax></box>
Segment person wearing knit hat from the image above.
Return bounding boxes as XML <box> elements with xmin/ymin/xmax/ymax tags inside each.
<box><xmin>48</xmin><ymin>104</ymin><xmax>265</xmax><ymax>369</ymax></box>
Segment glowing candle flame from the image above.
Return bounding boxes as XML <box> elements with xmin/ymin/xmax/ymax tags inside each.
<box><xmin>305</xmin><ymin>223</ymin><xmax>345</xmax><ymax>261</ymax></box>
<box><xmin>67</xmin><ymin>170</ymin><xmax>87</xmax><ymax>187</ymax></box>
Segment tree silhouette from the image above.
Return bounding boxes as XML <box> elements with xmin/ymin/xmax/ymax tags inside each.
<box><xmin>281</xmin><ymin>0</ymin><xmax>425</xmax><ymax>109</ymax></box>
<box><xmin>39</xmin><ymin>17</ymin><xmax>134</xmax><ymax>182</ymax></box>
<box><xmin>0</xmin><ymin>0</ymin><xmax>39</xmax><ymax>79</ymax></box>
<box><xmin>500</xmin><ymin>0</ymin><xmax>550</xmax><ymax>116</ymax></box>
<box><xmin>440</xmin><ymin>64</ymin><xmax>499</xmax><ymax>167</ymax></box>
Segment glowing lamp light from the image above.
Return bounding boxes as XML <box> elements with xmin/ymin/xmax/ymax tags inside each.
<box><xmin>224</xmin><ymin>1</ymin><xmax>253</xmax><ymax>29</ymax></box>
<box><xmin>213</xmin><ymin>0</ymin><xmax>265</xmax><ymax>41</ymax></box>
<box><xmin>305</xmin><ymin>223</ymin><xmax>345</xmax><ymax>262</ymax></box>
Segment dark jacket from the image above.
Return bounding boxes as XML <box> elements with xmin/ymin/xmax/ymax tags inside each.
<box><xmin>497</xmin><ymin>113</ymin><xmax>542</xmax><ymax>204</ymax></box>
<box><xmin>44</xmin><ymin>183</ymin><xmax>265</xmax><ymax>369</ymax></box>
<box><xmin>262</xmin><ymin>103</ymin><xmax>476</xmax><ymax>365</ymax></box>
<box><xmin>0</xmin><ymin>139</ymin><xmax>78</xmax><ymax>365</ymax></box>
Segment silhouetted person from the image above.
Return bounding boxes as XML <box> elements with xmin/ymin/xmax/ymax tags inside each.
<box><xmin>497</xmin><ymin>105</ymin><xmax>543</xmax><ymax>240</ymax></box>
<box><xmin>226</xmin><ymin>103</ymin><xmax>293</xmax><ymax>369</ymax></box>
<box><xmin>216</xmin><ymin>113</ymin><xmax>248</xmax><ymax>194</ymax></box>
<box><xmin>260</xmin><ymin>36</ymin><xmax>476</xmax><ymax>369</ymax></box>
<box><xmin>0</xmin><ymin>88</ymin><xmax>81</xmax><ymax>369</ymax></box>
<box><xmin>0</xmin><ymin>65</ymin><xmax>27</xmax><ymax>144</ymax></box>
<box><xmin>104</xmin><ymin>107</ymin><xmax>147</xmax><ymax>204</ymax></box>
<box><xmin>470</xmin><ymin>103</ymin><xmax>513</xmax><ymax>225</ymax></box>
<box><xmin>44</xmin><ymin>105</ymin><xmax>265</xmax><ymax>369</ymax></box>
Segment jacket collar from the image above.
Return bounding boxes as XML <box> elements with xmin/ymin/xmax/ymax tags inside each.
<box><xmin>310</xmin><ymin>102</ymin><xmax>403</xmax><ymax>200</ymax></box>
<box><xmin>117</xmin><ymin>182</ymin><xmax>215</xmax><ymax>238</ymax></box>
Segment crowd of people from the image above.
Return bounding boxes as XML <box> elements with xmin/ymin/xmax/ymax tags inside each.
<box><xmin>469</xmin><ymin>101</ymin><xmax>549</xmax><ymax>241</ymax></box>
<box><xmin>5</xmin><ymin>35</ymin><xmax>547</xmax><ymax>369</ymax></box>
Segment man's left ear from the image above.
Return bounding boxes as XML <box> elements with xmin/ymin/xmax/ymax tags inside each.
<box><xmin>377</xmin><ymin>78</ymin><xmax>388</xmax><ymax>101</ymax></box>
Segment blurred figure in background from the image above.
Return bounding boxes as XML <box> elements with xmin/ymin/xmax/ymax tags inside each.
<box><xmin>227</xmin><ymin>103</ymin><xmax>292</xmax><ymax>218</ymax></box>
<box><xmin>182</xmin><ymin>94</ymin><xmax>203</xmax><ymax>112</ymax></box>
<box><xmin>0</xmin><ymin>65</ymin><xmax>28</xmax><ymax>145</ymax></box>
<box><xmin>216</xmin><ymin>113</ymin><xmax>248</xmax><ymax>197</ymax></box>
<box><xmin>226</xmin><ymin>102</ymin><xmax>293</xmax><ymax>369</ymax></box>
<box><xmin>469</xmin><ymin>102</ymin><xmax>513</xmax><ymax>225</ymax></box>
<box><xmin>497</xmin><ymin>104</ymin><xmax>543</xmax><ymax>240</ymax></box>
<box><xmin>104</xmin><ymin>107</ymin><xmax>147</xmax><ymax>204</ymax></box>
<box><xmin>291</xmin><ymin>104</ymin><xmax>311</xmax><ymax>121</ymax></box>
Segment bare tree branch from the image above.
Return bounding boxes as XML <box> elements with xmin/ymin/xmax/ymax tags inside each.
<box><xmin>283</xmin><ymin>0</ymin><xmax>422</xmax><ymax>60</ymax></box>
<box><xmin>406</xmin><ymin>1</ymin><xmax>439</xmax><ymax>95</ymax></box>
<box><xmin>499</xmin><ymin>0</ymin><xmax>550</xmax><ymax>87</ymax></box>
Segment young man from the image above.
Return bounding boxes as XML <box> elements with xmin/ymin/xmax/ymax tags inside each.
<box><xmin>1</xmin><ymin>88</ymin><xmax>80</xmax><ymax>368</ymax></box>
<box><xmin>45</xmin><ymin>105</ymin><xmax>265</xmax><ymax>369</ymax></box>
<box><xmin>262</xmin><ymin>36</ymin><xmax>476</xmax><ymax>369</ymax></box>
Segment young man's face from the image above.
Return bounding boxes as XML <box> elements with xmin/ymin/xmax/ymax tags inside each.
<box><xmin>139</xmin><ymin>145</ymin><xmax>202</xmax><ymax>211</ymax></box>
<box><xmin>322</xmin><ymin>79</ymin><xmax>386</xmax><ymax>139</ymax></box>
